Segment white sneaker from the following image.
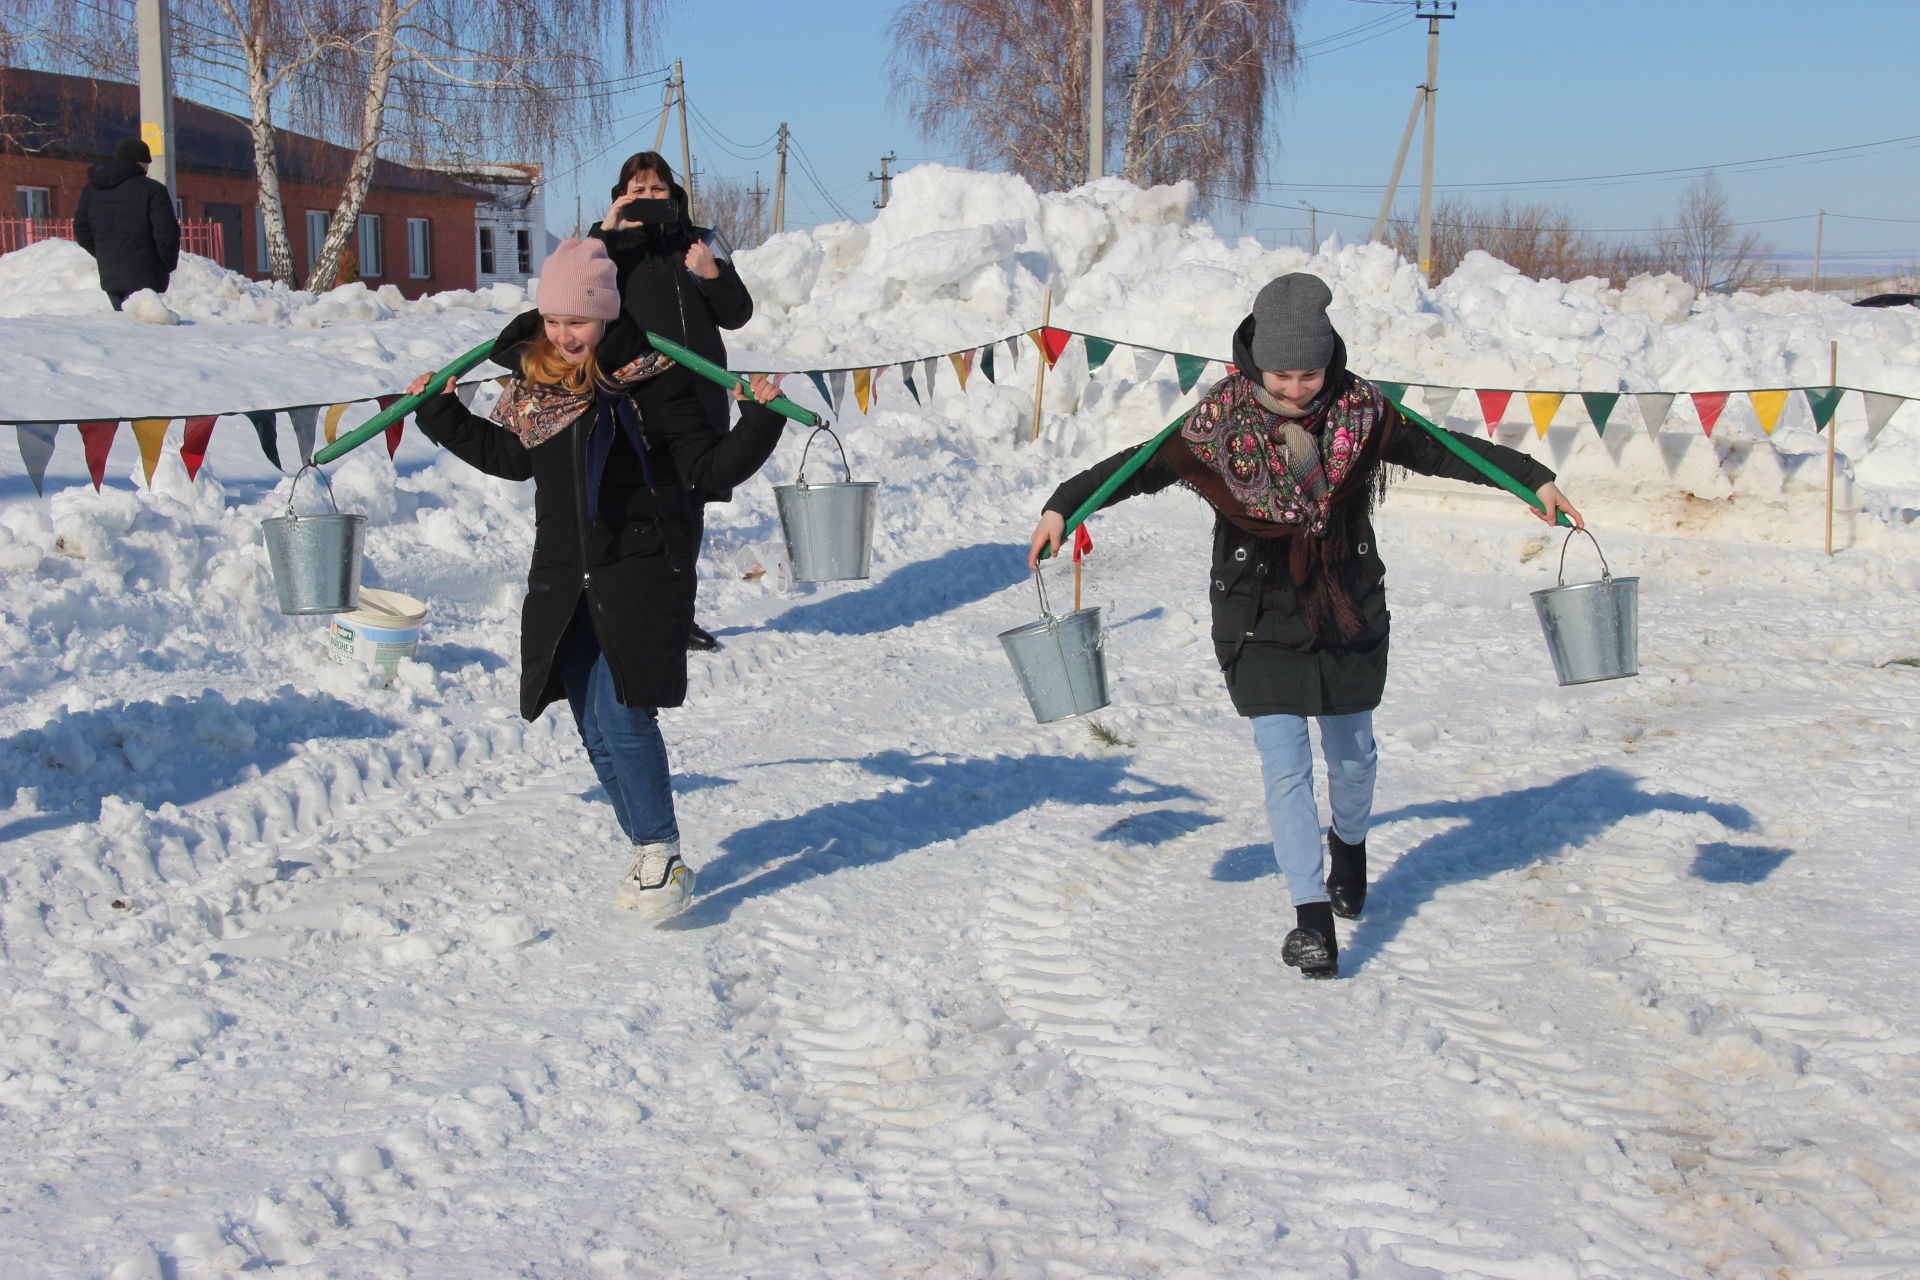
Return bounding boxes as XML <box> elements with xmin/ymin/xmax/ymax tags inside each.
<box><xmin>611</xmin><ymin>840</ymin><xmax>694</xmax><ymax>922</ymax></box>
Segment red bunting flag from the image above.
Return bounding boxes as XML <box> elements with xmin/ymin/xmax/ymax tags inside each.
<box><xmin>181</xmin><ymin>416</ymin><xmax>217</xmax><ymax>480</ymax></box>
<box><xmin>1071</xmin><ymin>524</ymin><xmax>1093</xmax><ymax>563</ymax></box>
<box><xmin>377</xmin><ymin>395</ymin><xmax>404</xmax><ymax>458</ymax></box>
<box><xmin>1691</xmin><ymin>391</ymin><xmax>1729</xmax><ymax>436</ymax></box>
<box><xmin>78</xmin><ymin>420</ymin><xmax>118</xmax><ymax>491</ymax></box>
<box><xmin>1033</xmin><ymin>327</ymin><xmax>1072</xmax><ymax>368</ymax></box>
<box><xmin>1475</xmin><ymin>390</ymin><xmax>1513</xmax><ymax>436</ymax></box>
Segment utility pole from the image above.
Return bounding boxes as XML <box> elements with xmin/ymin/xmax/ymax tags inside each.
<box><xmin>772</xmin><ymin>122</ymin><xmax>788</xmax><ymax>235</ymax></box>
<box><xmin>652</xmin><ymin>62</ymin><xmax>678</xmax><ymax>152</ymax></box>
<box><xmin>1299</xmin><ymin>199</ymin><xmax>1317</xmax><ymax>249</ymax></box>
<box><xmin>1088</xmin><ymin>0</ymin><xmax>1104</xmax><ymax>183</ymax></box>
<box><xmin>1811</xmin><ymin>208</ymin><xmax>1825</xmax><ymax>293</ymax></box>
<box><xmin>748</xmin><ymin>175</ymin><xmax>769</xmax><ymax>245</ymax></box>
<box><xmin>1370</xmin><ymin>1</ymin><xmax>1454</xmax><ymax>284</ymax></box>
<box><xmin>137</xmin><ymin>0</ymin><xmax>177</xmax><ymax>193</ymax></box>
<box><xmin>675</xmin><ymin>62</ymin><xmax>694</xmax><ymax>222</ymax></box>
<box><xmin>869</xmin><ymin>152</ymin><xmax>896</xmax><ymax>209</ymax></box>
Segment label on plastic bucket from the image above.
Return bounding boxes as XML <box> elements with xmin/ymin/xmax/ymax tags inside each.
<box><xmin>325</xmin><ymin>588</ymin><xmax>427</xmax><ymax>675</ymax></box>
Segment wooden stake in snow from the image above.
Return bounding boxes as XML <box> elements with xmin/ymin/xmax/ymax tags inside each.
<box><xmin>1029</xmin><ymin>287</ymin><xmax>1052</xmax><ymax>443</ymax></box>
<box><xmin>1826</xmin><ymin>340</ymin><xmax>1838</xmax><ymax>557</ymax></box>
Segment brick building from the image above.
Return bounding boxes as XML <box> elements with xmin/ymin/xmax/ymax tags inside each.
<box><xmin>1</xmin><ymin>67</ymin><xmax>496</xmax><ymax>298</ymax></box>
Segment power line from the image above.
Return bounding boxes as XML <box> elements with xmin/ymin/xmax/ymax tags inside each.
<box><xmin>787</xmin><ymin>131</ymin><xmax>860</xmax><ymax>223</ymax></box>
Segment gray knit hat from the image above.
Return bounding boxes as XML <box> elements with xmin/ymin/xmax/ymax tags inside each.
<box><xmin>1247</xmin><ymin>273</ymin><xmax>1336</xmax><ymax>372</ymax></box>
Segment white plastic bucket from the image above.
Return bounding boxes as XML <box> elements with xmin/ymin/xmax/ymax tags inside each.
<box><xmin>327</xmin><ymin>587</ymin><xmax>428</xmax><ymax>675</ymax></box>
<box><xmin>1531</xmin><ymin>529</ymin><xmax>1638</xmax><ymax>686</ymax></box>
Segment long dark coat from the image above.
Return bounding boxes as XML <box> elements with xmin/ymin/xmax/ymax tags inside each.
<box><xmin>73</xmin><ymin>159</ymin><xmax>181</xmax><ymax>296</ymax></box>
<box><xmin>1044</xmin><ymin>328</ymin><xmax>1555</xmax><ymax>719</ymax></box>
<box><xmin>415</xmin><ymin>315</ymin><xmax>784</xmax><ymax>720</ymax></box>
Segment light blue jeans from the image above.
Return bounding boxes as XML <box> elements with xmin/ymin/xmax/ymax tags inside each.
<box><xmin>1252</xmin><ymin>712</ymin><xmax>1377</xmax><ymax>906</ymax></box>
<box><xmin>556</xmin><ymin>604</ymin><xmax>679</xmax><ymax>846</ymax></box>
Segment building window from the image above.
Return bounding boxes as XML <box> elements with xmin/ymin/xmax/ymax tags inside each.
<box><xmin>357</xmin><ymin>214</ymin><xmax>383</xmax><ymax>277</ymax></box>
<box><xmin>255</xmin><ymin>206</ymin><xmax>270</xmax><ymax>273</ymax></box>
<box><xmin>16</xmin><ymin>186</ymin><xmax>51</xmax><ymax>220</ymax></box>
<box><xmin>407</xmin><ymin>217</ymin><xmax>432</xmax><ymax>278</ymax></box>
<box><xmin>515</xmin><ymin>229</ymin><xmax>532</xmax><ymax>275</ymax></box>
<box><xmin>305</xmin><ymin>210</ymin><xmax>330</xmax><ymax>273</ymax></box>
<box><xmin>478</xmin><ymin>227</ymin><xmax>495</xmax><ymax>276</ymax></box>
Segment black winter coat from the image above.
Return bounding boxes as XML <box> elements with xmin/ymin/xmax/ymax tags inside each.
<box><xmin>588</xmin><ymin>221</ymin><xmax>753</xmax><ymax>468</ymax></box>
<box><xmin>73</xmin><ymin>159</ymin><xmax>181</xmax><ymax>295</ymax></box>
<box><xmin>1045</xmin><ymin>356</ymin><xmax>1554</xmax><ymax>719</ymax></box>
<box><xmin>415</xmin><ymin>314</ymin><xmax>785</xmax><ymax>719</ymax></box>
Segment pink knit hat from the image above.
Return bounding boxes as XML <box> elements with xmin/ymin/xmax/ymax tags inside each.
<box><xmin>537</xmin><ymin>238</ymin><xmax>621</xmax><ymax>320</ymax></box>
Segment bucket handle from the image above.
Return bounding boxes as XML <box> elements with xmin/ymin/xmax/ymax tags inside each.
<box><xmin>280</xmin><ymin>463</ymin><xmax>343</xmax><ymax>522</ymax></box>
<box><xmin>795</xmin><ymin>425</ymin><xmax>854</xmax><ymax>487</ymax></box>
<box><xmin>1555</xmin><ymin>526</ymin><xmax>1613</xmax><ymax>587</ymax></box>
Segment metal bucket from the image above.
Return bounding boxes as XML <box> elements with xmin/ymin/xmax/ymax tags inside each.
<box><xmin>261</xmin><ymin>465</ymin><xmax>365</xmax><ymax>615</ymax></box>
<box><xmin>1531</xmin><ymin>528</ymin><xmax>1638</xmax><ymax>686</ymax></box>
<box><xmin>774</xmin><ymin>426</ymin><xmax>877</xmax><ymax>582</ymax></box>
<box><xmin>998</xmin><ymin>571</ymin><xmax>1110</xmax><ymax>723</ymax></box>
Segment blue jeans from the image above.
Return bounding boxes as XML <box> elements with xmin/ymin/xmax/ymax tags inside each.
<box><xmin>1252</xmin><ymin>712</ymin><xmax>1377</xmax><ymax>906</ymax></box>
<box><xmin>555</xmin><ymin>604</ymin><xmax>679</xmax><ymax>845</ymax></box>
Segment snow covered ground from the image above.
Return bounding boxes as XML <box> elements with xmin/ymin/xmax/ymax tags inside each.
<box><xmin>3</xmin><ymin>169</ymin><xmax>1919</xmax><ymax>1278</ymax></box>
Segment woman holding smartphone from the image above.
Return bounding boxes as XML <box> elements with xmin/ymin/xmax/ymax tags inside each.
<box><xmin>590</xmin><ymin>152</ymin><xmax>754</xmax><ymax>652</ymax></box>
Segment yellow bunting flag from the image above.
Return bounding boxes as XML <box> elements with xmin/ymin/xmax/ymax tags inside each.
<box><xmin>1525</xmin><ymin>393</ymin><xmax>1565</xmax><ymax>438</ymax></box>
<box><xmin>853</xmin><ymin>368</ymin><xmax>873</xmax><ymax>415</ymax></box>
<box><xmin>1747</xmin><ymin>390</ymin><xmax>1788</xmax><ymax>435</ymax></box>
<box><xmin>131</xmin><ymin>417</ymin><xmax>170</xmax><ymax>488</ymax></box>
<box><xmin>323</xmin><ymin>402</ymin><xmax>351</xmax><ymax>444</ymax></box>
<box><xmin>949</xmin><ymin>349</ymin><xmax>975</xmax><ymax>391</ymax></box>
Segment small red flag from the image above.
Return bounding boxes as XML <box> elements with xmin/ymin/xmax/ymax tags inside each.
<box><xmin>78</xmin><ymin>420</ymin><xmax>118</xmax><ymax>490</ymax></box>
<box><xmin>1071</xmin><ymin>524</ymin><xmax>1093</xmax><ymax>563</ymax></box>
<box><xmin>181</xmin><ymin>416</ymin><xmax>217</xmax><ymax>480</ymax></box>
<box><xmin>1036</xmin><ymin>327</ymin><xmax>1072</xmax><ymax>368</ymax></box>
<box><xmin>1691</xmin><ymin>391</ymin><xmax>1729</xmax><ymax>437</ymax></box>
<box><xmin>377</xmin><ymin>395</ymin><xmax>404</xmax><ymax>458</ymax></box>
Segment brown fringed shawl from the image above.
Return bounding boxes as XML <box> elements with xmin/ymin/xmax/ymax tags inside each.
<box><xmin>1161</xmin><ymin>372</ymin><xmax>1398</xmax><ymax>640</ymax></box>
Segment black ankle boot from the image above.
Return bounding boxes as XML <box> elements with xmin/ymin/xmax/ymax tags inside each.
<box><xmin>1282</xmin><ymin>901</ymin><xmax>1338</xmax><ymax>979</ymax></box>
<box><xmin>1326</xmin><ymin>830</ymin><xmax>1367</xmax><ymax>920</ymax></box>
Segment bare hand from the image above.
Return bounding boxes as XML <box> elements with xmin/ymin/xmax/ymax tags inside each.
<box><xmin>731</xmin><ymin>372</ymin><xmax>786</xmax><ymax>404</ymax></box>
<box><xmin>405</xmin><ymin>372</ymin><xmax>440</xmax><ymax>397</ymax></box>
<box><xmin>684</xmin><ymin>241</ymin><xmax>720</xmax><ymax>280</ymax></box>
<box><xmin>1027</xmin><ymin>510</ymin><xmax>1066</xmax><ymax>570</ymax></box>
<box><xmin>601</xmin><ymin>196</ymin><xmax>640</xmax><ymax>231</ymax></box>
<box><xmin>1533</xmin><ymin>481</ymin><xmax>1584</xmax><ymax>528</ymax></box>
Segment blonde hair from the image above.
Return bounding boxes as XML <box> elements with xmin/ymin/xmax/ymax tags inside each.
<box><xmin>520</xmin><ymin>334</ymin><xmax>610</xmax><ymax>395</ymax></box>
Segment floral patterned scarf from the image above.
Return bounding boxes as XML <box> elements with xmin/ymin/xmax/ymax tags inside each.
<box><xmin>490</xmin><ymin>349</ymin><xmax>677</xmax><ymax>449</ymax></box>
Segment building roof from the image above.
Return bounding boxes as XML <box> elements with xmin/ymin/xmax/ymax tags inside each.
<box><xmin>0</xmin><ymin>66</ymin><xmax>489</xmax><ymax>201</ymax></box>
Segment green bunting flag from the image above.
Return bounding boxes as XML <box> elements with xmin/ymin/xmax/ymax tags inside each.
<box><xmin>1802</xmin><ymin>386</ymin><xmax>1845</xmax><ymax>431</ymax></box>
<box><xmin>979</xmin><ymin>343</ymin><xmax>997</xmax><ymax>384</ymax></box>
<box><xmin>246</xmin><ymin>410</ymin><xmax>283</xmax><ymax>471</ymax></box>
<box><xmin>807</xmin><ymin>371</ymin><xmax>834</xmax><ymax>414</ymax></box>
<box><xmin>900</xmin><ymin>362</ymin><xmax>921</xmax><ymax>405</ymax></box>
<box><xmin>1580</xmin><ymin>392</ymin><xmax>1621</xmax><ymax>435</ymax></box>
<box><xmin>1375</xmin><ymin>380</ymin><xmax>1407</xmax><ymax>404</ymax></box>
<box><xmin>1174</xmin><ymin>354</ymin><xmax>1209</xmax><ymax>394</ymax></box>
<box><xmin>1084</xmin><ymin>336</ymin><xmax>1116</xmax><ymax>371</ymax></box>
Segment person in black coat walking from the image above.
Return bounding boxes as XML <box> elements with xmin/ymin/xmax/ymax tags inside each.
<box><xmin>407</xmin><ymin>238</ymin><xmax>789</xmax><ymax>923</ymax></box>
<box><xmin>591</xmin><ymin>151</ymin><xmax>754</xmax><ymax>652</ymax></box>
<box><xmin>73</xmin><ymin>138</ymin><xmax>181</xmax><ymax>310</ymax></box>
<box><xmin>1028</xmin><ymin>273</ymin><xmax>1583</xmax><ymax>980</ymax></box>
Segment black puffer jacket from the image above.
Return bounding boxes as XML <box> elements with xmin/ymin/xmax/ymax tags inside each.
<box><xmin>1044</xmin><ymin>325</ymin><xmax>1555</xmax><ymax>719</ymax></box>
<box><xmin>73</xmin><ymin>159</ymin><xmax>181</xmax><ymax>295</ymax></box>
<box><xmin>415</xmin><ymin>313</ymin><xmax>785</xmax><ymax>719</ymax></box>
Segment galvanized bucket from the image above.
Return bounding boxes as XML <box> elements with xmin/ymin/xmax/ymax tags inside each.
<box><xmin>775</xmin><ymin>426</ymin><xmax>877</xmax><ymax>582</ymax></box>
<box><xmin>1531</xmin><ymin>528</ymin><xmax>1638</xmax><ymax>686</ymax></box>
<box><xmin>261</xmin><ymin>465</ymin><xmax>365</xmax><ymax>615</ymax></box>
<box><xmin>999</xmin><ymin>570</ymin><xmax>1110</xmax><ymax>723</ymax></box>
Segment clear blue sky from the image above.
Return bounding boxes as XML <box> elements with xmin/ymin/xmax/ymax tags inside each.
<box><xmin>545</xmin><ymin>0</ymin><xmax>1918</xmax><ymax>270</ymax></box>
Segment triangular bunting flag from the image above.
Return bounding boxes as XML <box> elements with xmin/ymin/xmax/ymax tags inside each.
<box><xmin>181</xmin><ymin>416</ymin><xmax>216</xmax><ymax>480</ymax></box>
<box><xmin>287</xmin><ymin>405</ymin><xmax>320</xmax><ymax>464</ymax></box>
<box><xmin>1475</xmin><ymin>390</ymin><xmax>1513</xmax><ymax>435</ymax></box>
<box><xmin>827</xmin><ymin>369</ymin><xmax>848</xmax><ymax>410</ymax></box>
<box><xmin>1174</xmin><ymin>354</ymin><xmax>1209</xmax><ymax>394</ymax></box>
<box><xmin>375</xmin><ymin>395</ymin><xmax>402</xmax><ymax>458</ymax></box>
<box><xmin>806</xmin><ymin>371</ymin><xmax>834</xmax><ymax>413</ymax></box>
<box><xmin>1580</xmin><ymin>392</ymin><xmax>1620</xmax><ymax>435</ymax></box>
<box><xmin>131</xmin><ymin>417</ymin><xmax>170</xmax><ymax>488</ymax></box>
<box><xmin>1032</xmin><ymin>327</ymin><xmax>1071</xmax><ymax>368</ymax></box>
<box><xmin>79</xmin><ymin>420</ymin><xmax>119</xmax><ymax>490</ymax></box>
<box><xmin>245</xmin><ymin>410</ymin><xmax>283</xmax><ymax>470</ymax></box>
<box><xmin>853</xmin><ymin>368</ymin><xmax>873</xmax><ymax>414</ymax></box>
<box><xmin>949</xmin><ymin>349</ymin><xmax>974</xmax><ymax>390</ymax></box>
<box><xmin>453</xmin><ymin>383</ymin><xmax>482</xmax><ymax>411</ymax></box>
<box><xmin>1863</xmin><ymin>391</ymin><xmax>1904</xmax><ymax>442</ymax></box>
<box><xmin>979</xmin><ymin>345</ymin><xmax>997</xmax><ymax>385</ymax></box>
<box><xmin>323</xmin><ymin>401</ymin><xmax>352</xmax><ymax>442</ymax></box>
<box><xmin>922</xmin><ymin>356</ymin><xmax>938</xmax><ymax>397</ymax></box>
<box><xmin>15</xmin><ymin>423</ymin><xmax>57</xmax><ymax>496</ymax></box>
<box><xmin>1747</xmin><ymin>390</ymin><xmax>1789</xmax><ymax>435</ymax></box>
<box><xmin>1133</xmin><ymin>346</ymin><xmax>1164</xmax><ymax>382</ymax></box>
<box><xmin>1636</xmin><ymin>393</ymin><xmax>1675</xmax><ymax>437</ymax></box>
<box><xmin>1525</xmin><ymin>392</ymin><xmax>1565</xmax><ymax>438</ymax></box>
<box><xmin>1375</xmin><ymin>380</ymin><xmax>1407</xmax><ymax>405</ymax></box>
<box><xmin>1802</xmin><ymin>385</ymin><xmax>1844</xmax><ymax>431</ymax></box>
<box><xmin>1084</xmin><ymin>336</ymin><xmax>1115</xmax><ymax>372</ymax></box>
<box><xmin>900</xmin><ymin>362</ymin><xmax>920</xmax><ymax>405</ymax></box>
<box><xmin>1421</xmin><ymin>386</ymin><xmax>1461</xmax><ymax>422</ymax></box>
<box><xmin>1005</xmin><ymin>335</ymin><xmax>1023</xmax><ymax>368</ymax></box>
<box><xmin>1691</xmin><ymin>391</ymin><xmax>1729</xmax><ymax>437</ymax></box>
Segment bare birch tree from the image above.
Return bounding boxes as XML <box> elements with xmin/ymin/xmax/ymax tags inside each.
<box><xmin>1650</xmin><ymin>173</ymin><xmax>1774</xmax><ymax>292</ymax></box>
<box><xmin>886</xmin><ymin>0</ymin><xmax>1298</xmax><ymax>205</ymax></box>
